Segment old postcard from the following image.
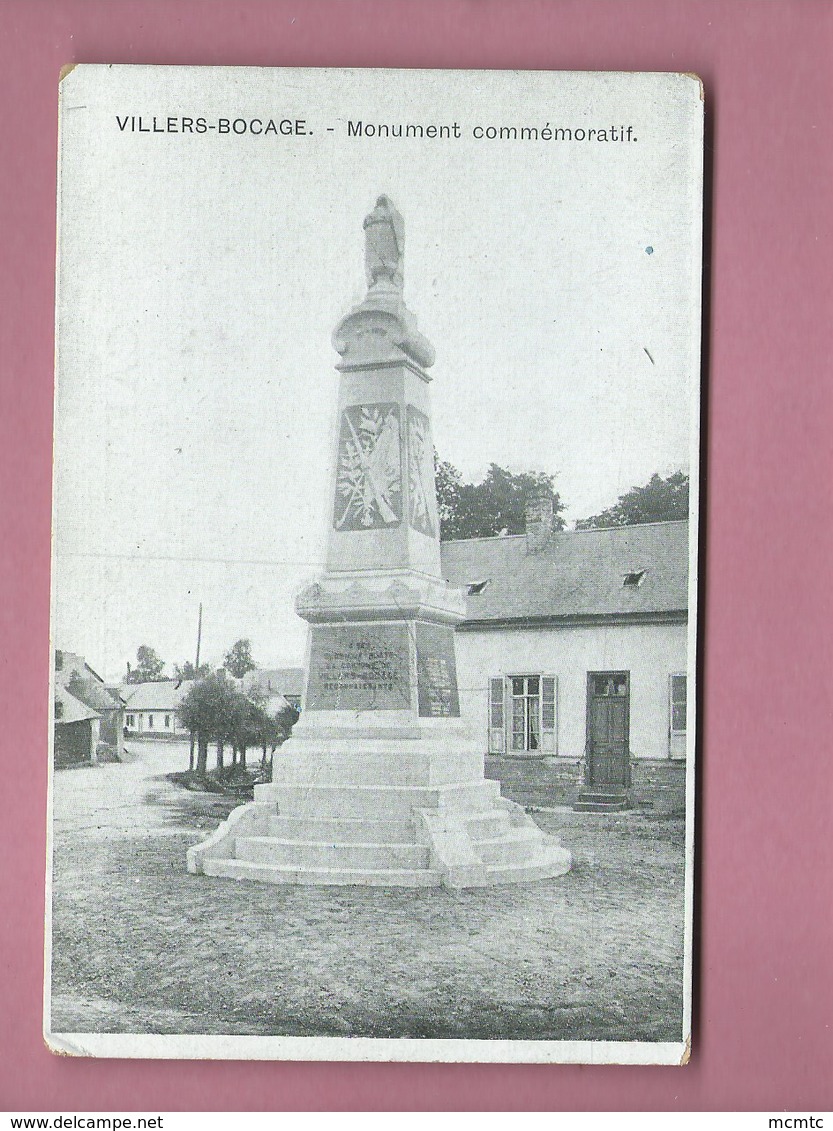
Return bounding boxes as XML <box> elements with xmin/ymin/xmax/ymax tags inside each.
<box><xmin>47</xmin><ymin>65</ymin><xmax>703</xmax><ymax>1063</ymax></box>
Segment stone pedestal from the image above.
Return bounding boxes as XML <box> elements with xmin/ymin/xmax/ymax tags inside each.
<box><xmin>187</xmin><ymin>198</ymin><xmax>571</xmax><ymax>888</ymax></box>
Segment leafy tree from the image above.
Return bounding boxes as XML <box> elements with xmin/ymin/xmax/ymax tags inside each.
<box><xmin>125</xmin><ymin>645</ymin><xmax>166</xmax><ymax>684</ymax></box>
<box><xmin>243</xmin><ymin>700</ymin><xmax>274</xmax><ymax>770</ymax></box>
<box><xmin>223</xmin><ymin>638</ymin><xmax>256</xmax><ymax>679</ymax></box>
<box><xmin>173</xmin><ymin>660</ymin><xmax>212</xmax><ymax>681</ymax></box>
<box><xmin>435</xmin><ymin>454</ymin><xmax>462</xmax><ymax>531</ymax></box>
<box><xmin>259</xmin><ymin>704</ymin><xmax>300</xmax><ymax>773</ymax></box>
<box><xmin>436</xmin><ymin>458</ymin><xmax>565</xmax><ymax>541</ymax></box>
<box><xmin>575</xmin><ymin>471</ymin><xmax>690</xmax><ymax>530</ymax></box>
<box><xmin>178</xmin><ymin>674</ymin><xmax>244</xmax><ymax>776</ymax></box>
<box><xmin>229</xmin><ymin>690</ymin><xmax>266</xmax><ymax>770</ymax></box>
<box><xmin>275</xmin><ymin>704</ymin><xmax>300</xmax><ymax>743</ymax></box>
<box><xmin>237</xmin><ymin>694</ymin><xmax>300</xmax><ymax>771</ymax></box>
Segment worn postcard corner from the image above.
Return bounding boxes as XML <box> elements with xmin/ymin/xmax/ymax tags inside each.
<box><xmin>44</xmin><ymin>1030</ymin><xmax>85</xmax><ymax>1058</ymax></box>
<box><xmin>48</xmin><ymin>65</ymin><xmax>704</xmax><ymax>1064</ymax></box>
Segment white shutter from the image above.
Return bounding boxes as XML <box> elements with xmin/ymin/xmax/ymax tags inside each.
<box><xmin>541</xmin><ymin>674</ymin><xmax>557</xmax><ymax>753</ymax></box>
<box><xmin>669</xmin><ymin>673</ymin><xmax>687</xmax><ymax>757</ymax></box>
<box><xmin>488</xmin><ymin>677</ymin><xmax>505</xmax><ymax>753</ymax></box>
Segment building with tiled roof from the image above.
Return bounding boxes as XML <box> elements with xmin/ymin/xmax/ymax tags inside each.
<box><xmin>55</xmin><ymin>685</ymin><xmax>101</xmax><ymax>727</ymax></box>
<box><xmin>439</xmin><ymin>500</ymin><xmax>691</xmax><ymax>813</ymax></box>
<box><xmin>120</xmin><ymin>679</ymin><xmax>196</xmax><ymax>737</ymax></box>
<box><xmin>120</xmin><ymin>669</ymin><xmax>303</xmax><ymax>738</ymax></box>
<box><xmin>54</xmin><ymin>650</ymin><xmax>125</xmax><ymax>762</ymax></box>
<box><xmin>242</xmin><ymin>668</ymin><xmax>304</xmax><ymax>710</ymax></box>
<box><xmin>442</xmin><ymin>520</ymin><xmax>688</xmax><ymax>626</ymax></box>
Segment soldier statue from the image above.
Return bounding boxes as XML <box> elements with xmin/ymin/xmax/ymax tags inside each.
<box><xmin>363</xmin><ymin>195</ymin><xmax>405</xmax><ymax>290</ymax></box>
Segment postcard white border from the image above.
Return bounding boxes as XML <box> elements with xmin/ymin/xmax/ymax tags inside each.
<box><xmin>45</xmin><ymin>65</ymin><xmax>703</xmax><ymax>1066</ymax></box>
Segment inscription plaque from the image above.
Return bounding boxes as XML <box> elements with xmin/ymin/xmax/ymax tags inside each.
<box><xmin>416</xmin><ymin>621</ymin><xmax>460</xmax><ymax>717</ymax></box>
<box><xmin>306</xmin><ymin>623</ymin><xmax>411</xmax><ymax>710</ymax></box>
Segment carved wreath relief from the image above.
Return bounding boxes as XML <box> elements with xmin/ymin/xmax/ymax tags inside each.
<box><xmin>406</xmin><ymin>406</ymin><xmax>438</xmax><ymax>537</ymax></box>
<box><xmin>334</xmin><ymin>403</ymin><xmax>402</xmax><ymax>531</ymax></box>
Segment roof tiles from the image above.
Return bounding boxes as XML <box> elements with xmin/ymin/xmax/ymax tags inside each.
<box><xmin>440</xmin><ymin>520</ymin><xmax>689</xmax><ymax>624</ymax></box>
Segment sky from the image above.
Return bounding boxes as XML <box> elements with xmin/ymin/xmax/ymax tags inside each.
<box><xmin>53</xmin><ymin>66</ymin><xmax>702</xmax><ymax>681</ymax></box>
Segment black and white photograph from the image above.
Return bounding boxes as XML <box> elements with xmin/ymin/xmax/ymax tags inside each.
<box><xmin>47</xmin><ymin>64</ymin><xmax>703</xmax><ymax>1064</ymax></box>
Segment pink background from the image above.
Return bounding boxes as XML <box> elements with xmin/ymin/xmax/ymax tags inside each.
<box><xmin>2</xmin><ymin>0</ymin><xmax>831</xmax><ymax>1111</ymax></box>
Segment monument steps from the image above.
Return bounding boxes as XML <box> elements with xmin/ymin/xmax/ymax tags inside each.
<box><xmin>189</xmin><ymin>796</ymin><xmax>573</xmax><ymax>888</ymax></box>
<box><xmin>267</xmin><ymin>815</ymin><xmax>417</xmax><ymax>843</ymax></box>
<box><xmin>483</xmin><ymin>848</ymin><xmax>572</xmax><ymax>886</ymax></box>
<box><xmin>201</xmin><ymin>857</ymin><xmax>442</xmax><ymax>888</ymax></box>
<box><xmin>235</xmin><ymin>835</ymin><xmax>430</xmax><ymax>871</ymax></box>
<box><xmin>275</xmin><ymin>752</ymin><xmax>483</xmax><ymax>787</ymax></box>
<box><xmin>470</xmin><ymin>827</ymin><xmax>549</xmax><ymax>866</ymax></box>
<box><xmin>270</xmin><ymin>781</ymin><xmax>500</xmax><ymax>819</ymax></box>
<box><xmin>464</xmin><ymin>811</ymin><xmax>514</xmax><ymax>839</ymax></box>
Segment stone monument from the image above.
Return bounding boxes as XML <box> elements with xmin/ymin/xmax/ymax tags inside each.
<box><xmin>187</xmin><ymin>197</ymin><xmax>571</xmax><ymax>887</ymax></box>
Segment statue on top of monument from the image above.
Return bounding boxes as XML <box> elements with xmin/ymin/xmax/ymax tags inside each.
<box><xmin>364</xmin><ymin>195</ymin><xmax>405</xmax><ymax>291</ymax></box>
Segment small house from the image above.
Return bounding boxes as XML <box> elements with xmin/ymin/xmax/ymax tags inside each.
<box><xmin>440</xmin><ymin>502</ymin><xmax>691</xmax><ymax>814</ymax></box>
<box><xmin>53</xmin><ymin>684</ymin><xmax>101</xmax><ymax>766</ymax></box>
<box><xmin>121</xmin><ymin>680</ymin><xmax>196</xmax><ymax>737</ymax></box>
<box><xmin>54</xmin><ymin>650</ymin><xmax>125</xmax><ymax>763</ymax></box>
<box><xmin>241</xmin><ymin>668</ymin><xmax>304</xmax><ymax>713</ymax></box>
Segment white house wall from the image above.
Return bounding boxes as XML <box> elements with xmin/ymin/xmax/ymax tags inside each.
<box><xmin>454</xmin><ymin>620</ymin><xmax>688</xmax><ymax>761</ymax></box>
<box><xmin>125</xmin><ymin>710</ymin><xmax>186</xmax><ymax>735</ymax></box>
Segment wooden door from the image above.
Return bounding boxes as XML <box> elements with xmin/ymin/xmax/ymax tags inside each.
<box><xmin>587</xmin><ymin>672</ymin><xmax>630</xmax><ymax>788</ymax></box>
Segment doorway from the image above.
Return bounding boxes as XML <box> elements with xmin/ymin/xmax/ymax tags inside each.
<box><xmin>586</xmin><ymin>671</ymin><xmax>630</xmax><ymax>788</ymax></box>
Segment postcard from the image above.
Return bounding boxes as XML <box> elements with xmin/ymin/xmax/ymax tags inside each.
<box><xmin>47</xmin><ymin>64</ymin><xmax>703</xmax><ymax>1063</ymax></box>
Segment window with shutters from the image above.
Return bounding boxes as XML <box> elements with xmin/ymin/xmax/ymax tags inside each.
<box><xmin>510</xmin><ymin>676</ymin><xmax>540</xmax><ymax>752</ymax></box>
<box><xmin>488</xmin><ymin>674</ymin><xmax>557</xmax><ymax>755</ymax></box>
<box><xmin>669</xmin><ymin>673</ymin><xmax>687</xmax><ymax>757</ymax></box>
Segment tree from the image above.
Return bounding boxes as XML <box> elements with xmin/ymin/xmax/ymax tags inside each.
<box><xmin>575</xmin><ymin>471</ymin><xmax>690</xmax><ymax>530</ymax></box>
<box><xmin>436</xmin><ymin>458</ymin><xmax>566</xmax><ymax>541</ymax></box>
<box><xmin>223</xmin><ymin>638</ymin><xmax>256</xmax><ymax>679</ymax></box>
<box><xmin>262</xmin><ymin>704</ymin><xmax>300</xmax><ymax>772</ymax></box>
<box><xmin>178</xmin><ymin>674</ymin><xmax>243</xmax><ymax>776</ymax></box>
<box><xmin>229</xmin><ymin>689</ymin><xmax>266</xmax><ymax>770</ymax></box>
<box><xmin>173</xmin><ymin>660</ymin><xmax>212</xmax><ymax>681</ymax></box>
<box><xmin>275</xmin><ymin>703</ymin><xmax>300</xmax><ymax>743</ymax></box>
<box><xmin>236</xmin><ymin>693</ymin><xmax>300</xmax><ymax>772</ymax></box>
<box><xmin>435</xmin><ymin>454</ymin><xmax>462</xmax><ymax>531</ymax></box>
<box><xmin>241</xmin><ymin>699</ymin><xmax>272</xmax><ymax>770</ymax></box>
<box><xmin>125</xmin><ymin>645</ymin><xmax>166</xmax><ymax>684</ymax></box>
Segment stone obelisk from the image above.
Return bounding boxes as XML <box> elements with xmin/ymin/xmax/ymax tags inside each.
<box><xmin>188</xmin><ymin>197</ymin><xmax>571</xmax><ymax>887</ymax></box>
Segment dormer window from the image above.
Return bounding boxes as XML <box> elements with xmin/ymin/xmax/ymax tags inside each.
<box><xmin>623</xmin><ymin>569</ymin><xmax>647</xmax><ymax>588</ymax></box>
<box><xmin>467</xmin><ymin>580</ymin><xmax>491</xmax><ymax>596</ymax></box>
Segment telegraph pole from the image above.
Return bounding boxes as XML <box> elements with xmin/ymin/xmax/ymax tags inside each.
<box><xmin>195</xmin><ymin>602</ymin><xmax>202</xmax><ymax>670</ymax></box>
<box><xmin>188</xmin><ymin>602</ymin><xmax>203</xmax><ymax>772</ymax></box>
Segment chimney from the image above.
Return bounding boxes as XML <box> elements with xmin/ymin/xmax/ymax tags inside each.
<box><xmin>525</xmin><ymin>491</ymin><xmax>554</xmax><ymax>553</ymax></box>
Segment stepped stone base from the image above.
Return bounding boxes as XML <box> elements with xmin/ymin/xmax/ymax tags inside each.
<box><xmin>187</xmin><ymin>724</ymin><xmax>572</xmax><ymax>889</ymax></box>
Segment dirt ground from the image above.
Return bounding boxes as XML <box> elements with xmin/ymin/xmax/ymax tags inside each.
<box><xmin>49</xmin><ymin>741</ymin><xmax>687</xmax><ymax>1042</ymax></box>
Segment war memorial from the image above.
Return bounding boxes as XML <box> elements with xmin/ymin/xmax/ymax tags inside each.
<box><xmin>187</xmin><ymin>197</ymin><xmax>572</xmax><ymax>888</ymax></box>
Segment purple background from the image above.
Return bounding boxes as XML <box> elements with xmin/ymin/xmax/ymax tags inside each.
<box><xmin>2</xmin><ymin>0</ymin><xmax>831</xmax><ymax>1110</ymax></box>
